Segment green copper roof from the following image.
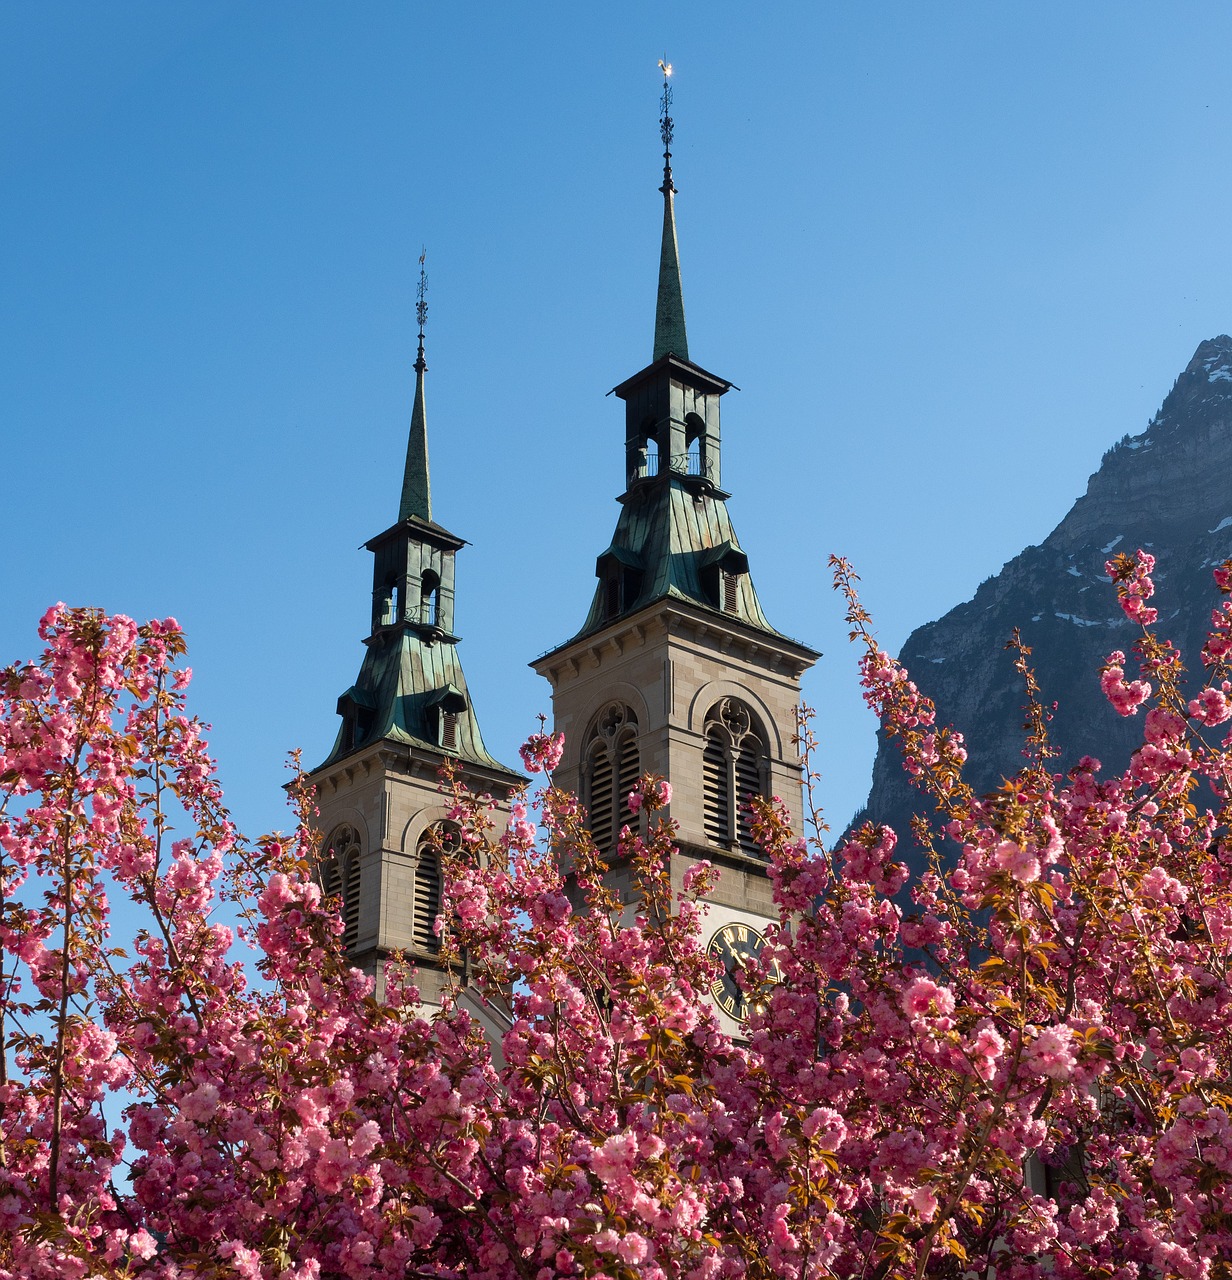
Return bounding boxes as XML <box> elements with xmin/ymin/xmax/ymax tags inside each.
<box><xmin>398</xmin><ymin>351</ymin><xmax>431</xmax><ymax>522</ymax></box>
<box><xmin>652</xmin><ymin>176</ymin><xmax>689</xmax><ymax>363</ymax></box>
<box><xmin>316</xmin><ymin>307</ymin><xmax>521</xmax><ymax>784</ymax></box>
<box><xmin>570</xmin><ymin>475</ymin><xmax>802</xmax><ymax>647</ymax></box>
<box><xmin>317</xmin><ymin>625</ymin><xmax>516</xmax><ymax>776</ymax></box>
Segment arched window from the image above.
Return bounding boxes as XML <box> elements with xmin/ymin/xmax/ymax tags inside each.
<box><xmin>584</xmin><ymin>702</ymin><xmax>640</xmax><ymax>854</ymax></box>
<box><xmin>702</xmin><ymin>699</ymin><xmax>768</xmax><ymax>857</ymax></box>
<box><xmin>421</xmin><ymin>571</ymin><xmax>441</xmax><ymax>626</ymax></box>
<box><xmin>702</xmin><ymin>730</ymin><xmax>729</xmax><ymax>845</ymax></box>
<box><xmin>413</xmin><ymin>822</ymin><xmax>459</xmax><ymax>954</ymax></box>
<box><xmin>617</xmin><ymin>730</ymin><xmax>640</xmax><ymax>828</ymax></box>
<box><xmin>321</xmin><ymin>848</ymin><xmax>342</xmax><ymax>902</ymax></box>
<box><xmin>684</xmin><ymin>413</ymin><xmax>706</xmax><ymax>477</ymax></box>
<box><xmin>376</xmin><ymin>575</ymin><xmax>398</xmax><ymax>628</ymax></box>
<box><xmin>323</xmin><ymin>825</ymin><xmax>363</xmax><ymax>950</ymax></box>
<box><xmin>587</xmin><ymin>739</ymin><xmax>615</xmax><ymax>849</ymax></box>
<box><xmin>628</xmin><ymin>418</ymin><xmax>661</xmax><ymax>484</ymax></box>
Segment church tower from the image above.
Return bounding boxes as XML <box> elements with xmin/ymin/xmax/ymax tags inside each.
<box><xmin>530</xmin><ymin>72</ymin><xmax>818</xmax><ymax>1030</ymax></box>
<box><xmin>311</xmin><ymin>260</ymin><xmax>523</xmax><ymax>1004</ymax></box>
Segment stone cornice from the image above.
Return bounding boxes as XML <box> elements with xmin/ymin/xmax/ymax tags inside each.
<box><xmin>531</xmin><ymin>597</ymin><xmax>817</xmax><ymax>687</ymax></box>
<box><xmin>309</xmin><ymin>740</ymin><xmax>523</xmax><ymax>797</ymax></box>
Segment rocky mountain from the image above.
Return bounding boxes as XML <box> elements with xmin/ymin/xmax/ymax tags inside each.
<box><xmin>856</xmin><ymin>335</ymin><xmax>1232</xmax><ymax>855</ymax></box>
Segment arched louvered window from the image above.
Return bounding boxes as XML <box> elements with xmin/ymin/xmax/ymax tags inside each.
<box><xmin>414</xmin><ymin>822</ymin><xmax>460</xmax><ymax>954</ymax></box>
<box><xmin>324</xmin><ymin>825</ymin><xmax>363</xmax><ymax>951</ymax></box>
<box><xmin>587</xmin><ymin>743</ymin><xmax>615</xmax><ymax>853</ymax></box>
<box><xmin>702</xmin><ymin>699</ymin><xmax>768</xmax><ymax>857</ymax></box>
<box><xmin>584</xmin><ymin>702</ymin><xmax>639</xmax><ymax>855</ymax></box>
<box><xmin>344</xmin><ymin>854</ymin><xmax>362</xmax><ymax>947</ymax></box>
<box><xmin>617</xmin><ymin>731</ymin><xmax>641</xmax><ymax>829</ymax></box>
<box><xmin>414</xmin><ymin>854</ymin><xmax>441</xmax><ymax>952</ymax></box>
<box><xmin>321</xmin><ymin>849</ymin><xmax>343</xmax><ymax>903</ymax></box>
<box><xmin>702</xmin><ymin>730</ymin><xmax>729</xmax><ymax>845</ymax></box>
<box><xmin>735</xmin><ymin>735</ymin><xmax>765</xmax><ymax>856</ymax></box>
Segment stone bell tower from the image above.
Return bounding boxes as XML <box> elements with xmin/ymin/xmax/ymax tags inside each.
<box><xmin>530</xmin><ymin>73</ymin><xmax>818</xmax><ymax>1029</ymax></box>
<box><xmin>310</xmin><ymin>262</ymin><xmax>523</xmax><ymax>1004</ymax></box>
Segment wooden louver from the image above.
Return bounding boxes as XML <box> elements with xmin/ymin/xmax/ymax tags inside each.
<box><xmin>588</xmin><ymin>747</ymin><xmax>614</xmax><ymax>853</ymax></box>
<box><xmin>343</xmin><ymin>852</ymin><xmax>362</xmax><ymax>949</ymax></box>
<box><xmin>414</xmin><ymin>852</ymin><xmax>441</xmax><ymax>952</ymax></box>
<box><xmin>617</xmin><ymin>734</ymin><xmax>640</xmax><ymax>829</ymax></box>
<box><xmin>735</xmin><ymin>736</ymin><xmax>764</xmax><ymax>857</ymax></box>
<box><xmin>703</xmin><ymin>730</ymin><xmax>730</xmax><ymax>845</ymax></box>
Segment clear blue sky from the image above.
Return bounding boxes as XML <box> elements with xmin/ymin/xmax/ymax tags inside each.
<box><xmin>4</xmin><ymin>3</ymin><xmax>1231</xmax><ymax>841</ymax></box>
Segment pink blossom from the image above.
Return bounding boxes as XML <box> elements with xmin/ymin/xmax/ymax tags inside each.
<box><xmin>1108</xmin><ymin>549</ymin><xmax>1159</xmax><ymax>624</ymax></box>
<box><xmin>519</xmin><ymin>730</ymin><xmax>565</xmax><ymax>774</ymax></box>
<box><xmin>900</xmin><ymin>976</ymin><xmax>955</xmax><ymax>1021</ymax></box>
<box><xmin>590</xmin><ymin>1132</ymin><xmax>638</xmax><ymax>1185</ymax></box>
<box><xmin>966</xmin><ymin>1023</ymin><xmax>1005</xmax><ymax>1081</ymax></box>
<box><xmin>129</xmin><ymin>1229</ymin><xmax>158</xmax><ymax>1261</ymax></box>
<box><xmin>993</xmin><ymin>838</ymin><xmax>1041</xmax><ymax>884</ymax></box>
<box><xmin>180</xmin><ymin>1081</ymin><xmax>220</xmax><ymax>1123</ymax></box>
<box><xmin>218</xmin><ymin>1242</ymin><xmax>264</xmax><ymax>1279</ymax></box>
<box><xmin>507</xmin><ymin>800</ymin><xmax>536</xmax><ymax>845</ymax></box>
<box><xmin>1025</xmin><ymin>1025</ymin><xmax>1078</xmax><ymax>1081</ymax></box>
<box><xmin>1140</xmin><ymin>865</ymin><xmax>1188</xmax><ymax>904</ymax></box>
<box><xmin>616</xmin><ymin>1233</ymin><xmax>650</xmax><ymax>1265</ymax></box>
<box><xmin>1144</xmin><ymin>706</ymin><xmax>1187</xmax><ymax>744</ymax></box>
<box><xmin>910</xmin><ymin>1187</ymin><xmax>938</xmax><ymax>1221</ymax></box>
<box><xmin>802</xmin><ymin>1106</ymin><xmax>847</xmax><ymax>1150</ymax></box>
<box><xmin>1188</xmin><ymin>687</ymin><xmax>1232</xmax><ymax>725</ymax></box>
<box><xmin>1100</xmin><ymin>656</ymin><xmax>1151</xmax><ymax>716</ymax></box>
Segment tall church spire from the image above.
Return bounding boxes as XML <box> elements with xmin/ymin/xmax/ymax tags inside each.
<box><xmin>533</xmin><ymin>76</ymin><xmax>818</xmax><ymax>1032</ymax></box>
<box><xmin>653</xmin><ymin>61</ymin><xmax>689</xmax><ymax>363</ymax></box>
<box><xmin>399</xmin><ymin>251</ymin><xmax>432</xmax><ymax>523</ymax></box>
<box><xmin>310</xmin><ymin>250</ymin><xmax>522</xmax><ymax>1003</ymax></box>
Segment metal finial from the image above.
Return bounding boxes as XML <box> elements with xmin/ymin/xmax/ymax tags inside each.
<box><xmin>415</xmin><ymin>247</ymin><xmax>428</xmax><ymax>370</ymax></box>
<box><xmin>658</xmin><ymin>59</ymin><xmax>675</xmax><ymax>192</ymax></box>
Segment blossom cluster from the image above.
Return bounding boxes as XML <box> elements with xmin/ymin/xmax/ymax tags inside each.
<box><xmin>5</xmin><ymin>550</ymin><xmax>1232</xmax><ymax>1278</ymax></box>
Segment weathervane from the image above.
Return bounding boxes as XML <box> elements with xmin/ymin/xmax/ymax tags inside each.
<box><xmin>658</xmin><ymin>58</ymin><xmax>675</xmax><ymax>193</ymax></box>
<box><xmin>415</xmin><ymin>247</ymin><xmax>428</xmax><ymax>371</ymax></box>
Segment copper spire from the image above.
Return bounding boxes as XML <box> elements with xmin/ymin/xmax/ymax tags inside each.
<box><xmin>652</xmin><ymin>60</ymin><xmax>689</xmax><ymax>363</ymax></box>
<box><xmin>399</xmin><ymin>249</ymin><xmax>432</xmax><ymax>522</ymax></box>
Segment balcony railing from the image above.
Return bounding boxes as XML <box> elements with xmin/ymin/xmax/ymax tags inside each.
<box><xmin>632</xmin><ymin>451</ymin><xmax>715</xmax><ymax>483</ymax></box>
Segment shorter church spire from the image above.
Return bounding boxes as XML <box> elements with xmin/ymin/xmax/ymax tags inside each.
<box><xmin>653</xmin><ymin>61</ymin><xmax>689</xmax><ymax>364</ymax></box>
<box><xmin>399</xmin><ymin>250</ymin><xmax>432</xmax><ymax>523</ymax></box>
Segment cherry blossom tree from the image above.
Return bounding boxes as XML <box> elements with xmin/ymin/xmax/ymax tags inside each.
<box><xmin>3</xmin><ymin>549</ymin><xmax>1232</xmax><ymax>1279</ymax></box>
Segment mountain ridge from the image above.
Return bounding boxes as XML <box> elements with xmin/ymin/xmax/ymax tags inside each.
<box><xmin>855</xmin><ymin>335</ymin><xmax>1232</xmax><ymax>851</ymax></box>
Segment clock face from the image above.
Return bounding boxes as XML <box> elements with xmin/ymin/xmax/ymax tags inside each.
<box><xmin>706</xmin><ymin>922</ymin><xmax>773</xmax><ymax>1023</ymax></box>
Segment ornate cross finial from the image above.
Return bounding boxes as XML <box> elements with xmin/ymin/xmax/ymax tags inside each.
<box><xmin>652</xmin><ymin>56</ymin><xmax>687</xmax><ymax>361</ymax></box>
<box><xmin>658</xmin><ymin>59</ymin><xmax>674</xmax><ymax>151</ymax></box>
<box><xmin>415</xmin><ymin>248</ymin><xmax>428</xmax><ymax>370</ymax></box>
